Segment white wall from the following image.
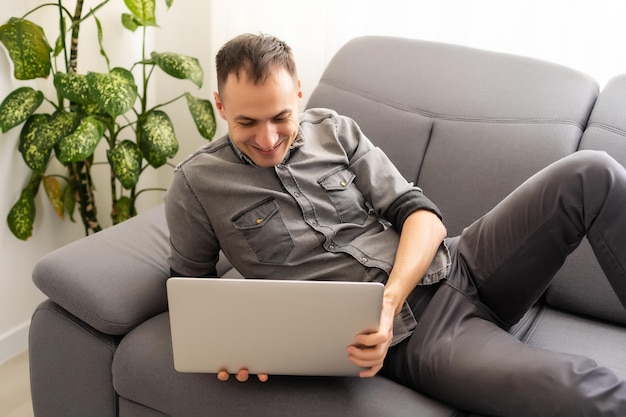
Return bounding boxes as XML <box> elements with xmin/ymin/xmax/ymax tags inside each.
<box><xmin>3</xmin><ymin>0</ymin><xmax>626</xmax><ymax>363</ymax></box>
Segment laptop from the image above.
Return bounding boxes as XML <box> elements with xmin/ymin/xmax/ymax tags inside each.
<box><xmin>166</xmin><ymin>277</ymin><xmax>384</xmax><ymax>377</ymax></box>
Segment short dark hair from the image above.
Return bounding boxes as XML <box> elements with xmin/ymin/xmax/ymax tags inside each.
<box><xmin>215</xmin><ymin>33</ymin><xmax>298</xmax><ymax>94</ymax></box>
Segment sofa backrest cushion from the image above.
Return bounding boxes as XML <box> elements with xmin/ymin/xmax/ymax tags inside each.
<box><xmin>306</xmin><ymin>36</ymin><xmax>599</xmax><ymax>236</ymax></box>
<box><xmin>546</xmin><ymin>74</ymin><xmax>626</xmax><ymax>325</ymax></box>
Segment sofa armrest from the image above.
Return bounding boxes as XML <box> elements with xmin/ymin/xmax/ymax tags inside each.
<box><xmin>32</xmin><ymin>204</ymin><xmax>171</xmax><ymax>335</ymax></box>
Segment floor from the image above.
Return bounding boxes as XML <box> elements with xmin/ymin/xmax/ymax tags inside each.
<box><xmin>0</xmin><ymin>351</ymin><xmax>34</xmax><ymax>417</ymax></box>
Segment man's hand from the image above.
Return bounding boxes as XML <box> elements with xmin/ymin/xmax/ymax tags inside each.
<box><xmin>347</xmin><ymin>299</ymin><xmax>395</xmax><ymax>378</ymax></box>
<box><xmin>217</xmin><ymin>369</ymin><xmax>269</xmax><ymax>382</ymax></box>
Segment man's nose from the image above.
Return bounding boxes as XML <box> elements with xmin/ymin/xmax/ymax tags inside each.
<box><xmin>256</xmin><ymin>122</ymin><xmax>279</xmax><ymax>150</ymax></box>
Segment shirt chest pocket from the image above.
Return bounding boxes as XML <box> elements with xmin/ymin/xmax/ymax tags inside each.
<box><xmin>231</xmin><ymin>198</ymin><xmax>294</xmax><ymax>264</ymax></box>
<box><xmin>318</xmin><ymin>168</ymin><xmax>369</xmax><ymax>225</ymax></box>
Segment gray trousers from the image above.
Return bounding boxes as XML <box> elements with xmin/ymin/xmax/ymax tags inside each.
<box><xmin>381</xmin><ymin>150</ymin><xmax>626</xmax><ymax>416</ymax></box>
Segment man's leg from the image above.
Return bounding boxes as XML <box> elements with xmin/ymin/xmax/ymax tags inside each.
<box><xmin>459</xmin><ymin>149</ymin><xmax>626</xmax><ymax>327</ymax></box>
<box><xmin>382</xmin><ymin>150</ymin><xmax>626</xmax><ymax>416</ymax></box>
<box><xmin>382</xmin><ymin>281</ymin><xmax>626</xmax><ymax>417</ymax></box>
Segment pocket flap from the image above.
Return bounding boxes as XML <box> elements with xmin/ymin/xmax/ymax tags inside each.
<box><xmin>318</xmin><ymin>168</ymin><xmax>356</xmax><ymax>191</ymax></box>
<box><xmin>231</xmin><ymin>198</ymin><xmax>279</xmax><ymax>230</ymax></box>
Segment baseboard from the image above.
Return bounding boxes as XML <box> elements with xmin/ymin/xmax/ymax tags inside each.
<box><xmin>0</xmin><ymin>321</ymin><xmax>30</xmax><ymax>365</ymax></box>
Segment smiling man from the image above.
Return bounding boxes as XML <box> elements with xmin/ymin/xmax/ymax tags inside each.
<box><xmin>213</xmin><ymin>55</ymin><xmax>302</xmax><ymax>168</ymax></box>
<box><xmin>164</xmin><ymin>33</ymin><xmax>626</xmax><ymax>416</ymax></box>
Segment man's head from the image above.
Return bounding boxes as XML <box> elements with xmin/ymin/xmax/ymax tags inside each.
<box><xmin>214</xmin><ymin>34</ymin><xmax>303</xmax><ymax>168</ymax></box>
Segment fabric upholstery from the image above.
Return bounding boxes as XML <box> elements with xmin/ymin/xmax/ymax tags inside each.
<box><xmin>32</xmin><ymin>204</ymin><xmax>171</xmax><ymax>335</ymax></box>
<box><xmin>306</xmin><ymin>36</ymin><xmax>599</xmax><ymax>236</ymax></box>
<box><xmin>546</xmin><ymin>74</ymin><xmax>626</xmax><ymax>325</ymax></box>
<box><xmin>29</xmin><ymin>300</ymin><xmax>120</xmax><ymax>417</ymax></box>
<box><xmin>112</xmin><ymin>313</ymin><xmax>458</xmax><ymax>417</ymax></box>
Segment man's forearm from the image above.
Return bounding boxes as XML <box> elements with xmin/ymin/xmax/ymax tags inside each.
<box><xmin>384</xmin><ymin>210</ymin><xmax>447</xmax><ymax>315</ymax></box>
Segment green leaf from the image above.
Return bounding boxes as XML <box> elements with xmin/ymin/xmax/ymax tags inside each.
<box><xmin>62</xmin><ymin>183</ymin><xmax>76</xmax><ymax>222</ymax></box>
<box><xmin>94</xmin><ymin>16</ymin><xmax>111</xmax><ymax>70</ymax></box>
<box><xmin>0</xmin><ymin>17</ymin><xmax>52</xmax><ymax>80</ymax></box>
<box><xmin>8</xmin><ymin>185</ymin><xmax>36</xmax><ymax>240</ymax></box>
<box><xmin>19</xmin><ymin>114</ymin><xmax>52</xmax><ymax>172</ymax></box>
<box><xmin>40</xmin><ymin>110</ymin><xmax>80</xmax><ymax>149</ymax></box>
<box><xmin>115</xmin><ymin>196</ymin><xmax>133</xmax><ymax>223</ymax></box>
<box><xmin>19</xmin><ymin>111</ymin><xmax>79</xmax><ymax>171</ymax></box>
<box><xmin>87</xmin><ymin>68</ymin><xmax>138</xmax><ymax>118</ymax></box>
<box><xmin>107</xmin><ymin>140</ymin><xmax>142</xmax><ymax>189</ymax></box>
<box><xmin>124</xmin><ymin>0</ymin><xmax>157</xmax><ymax>26</ymax></box>
<box><xmin>185</xmin><ymin>93</ymin><xmax>216</xmax><ymax>140</ymax></box>
<box><xmin>151</xmin><ymin>52</ymin><xmax>203</xmax><ymax>88</ymax></box>
<box><xmin>121</xmin><ymin>13</ymin><xmax>140</xmax><ymax>32</ymax></box>
<box><xmin>54</xmin><ymin>72</ymin><xmax>95</xmax><ymax>105</ymax></box>
<box><xmin>0</xmin><ymin>86</ymin><xmax>44</xmax><ymax>133</ymax></box>
<box><xmin>52</xmin><ymin>17</ymin><xmax>67</xmax><ymax>58</ymax></box>
<box><xmin>139</xmin><ymin>110</ymin><xmax>178</xmax><ymax>168</ymax></box>
<box><xmin>43</xmin><ymin>176</ymin><xmax>64</xmax><ymax>219</ymax></box>
<box><xmin>57</xmin><ymin>116</ymin><xmax>104</xmax><ymax>163</ymax></box>
<box><xmin>165</xmin><ymin>0</ymin><xmax>174</xmax><ymax>9</ymax></box>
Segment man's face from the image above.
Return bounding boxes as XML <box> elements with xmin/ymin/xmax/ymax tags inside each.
<box><xmin>214</xmin><ymin>66</ymin><xmax>303</xmax><ymax>168</ymax></box>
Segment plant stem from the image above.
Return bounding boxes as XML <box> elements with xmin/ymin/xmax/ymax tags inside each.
<box><xmin>67</xmin><ymin>0</ymin><xmax>102</xmax><ymax>235</ymax></box>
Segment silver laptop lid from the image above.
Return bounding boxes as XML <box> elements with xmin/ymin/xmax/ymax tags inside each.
<box><xmin>167</xmin><ymin>278</ymin><xmax>383</xmax><ymax>376</ymax></box>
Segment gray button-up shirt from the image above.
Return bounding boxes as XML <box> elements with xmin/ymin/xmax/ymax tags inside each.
<box><xmin>165</xmin><ymin>108</ymin><xmax>450</xmax><ymax>345</ymax></box>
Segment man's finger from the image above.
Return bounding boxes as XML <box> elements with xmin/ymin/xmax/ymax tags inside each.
<box><xmin>236</xmin><ymin>369</ymin><xmax>250</xmax><ymax>382</ymax></box>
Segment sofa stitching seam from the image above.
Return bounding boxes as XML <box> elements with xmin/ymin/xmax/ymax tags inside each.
<box><xmin>319</xmin><ymin>79</ymin><xmax>586</xmax><ymax>130</ymax></box>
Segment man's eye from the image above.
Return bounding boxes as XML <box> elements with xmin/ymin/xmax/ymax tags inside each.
<box><xmin>239</xmin><ymin>121</ymin><xmax>255</xmax><ymax>127</ymax></box>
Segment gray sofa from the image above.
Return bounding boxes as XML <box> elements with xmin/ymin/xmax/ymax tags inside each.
<box><xmin>29</xmin><ymin>36</ymin><xmax>626</xmax><ymax>417</ymax></box>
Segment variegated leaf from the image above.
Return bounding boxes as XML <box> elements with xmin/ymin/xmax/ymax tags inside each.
<box><xmin>43</xmin><ymin>176</ymin><xmax>64</xmax><ymax>219</ymax></box>
<box><xmin>18</xmin><ymin>111</ymin><xmax>79</xmax><ymax>171</ymax></box>
<box><xmin>19</xmin><ymin>114</ymin><xmax>51</xmax><ymax>172</ymax></box>
<box><xmin>87</xmin><ymin>67</ymin><xmax>138</xmax><ymax>118</ymax></box>
<box><xmin>54</xmin><ymin>72</ymin><xmax>95</xmax><ymax>105</ymax></box>
<box><xmin>0</xmin><ymin>87</ymin><xmax>44</xmax><ymax>133</ymax></box>
<box><xmin>107</xmin><ymin>140</ymin><xmax>142</xmax><ymax>189</ymax></box>
<box><xmin>38</xmin><ymin>110</ymin><xmax>79</xmax><ymax>149</ymax></box>
<box><xmin>139</xmin><ymin>110</ymin><xmax>178</xmax><ymax>168</ymax></box>
<box><xmin>0</xmin><ymin>17</ymin><xmax>52</xmax><ymax>80</ymax></box>
<box><xmin>8</xmin><ymin>186</ymin><xmax>36</xmax><ymax>240</ymax></box>
<box><xmin>123</xmin><ymin>0</ymin><xmax>157</xmax><ymax>26</ymax></box>
<box><xmin>57</xmin><ymin>116</ymin><xmax>104</xmax><ymax>163</ymax></box>
<box><xmin>185</xmin><ymin>93</ymin><xmax>216</xmax><ymax>140</ymax></box>
<box><xmin>151</xmin><ymin>52</ymin><xmax>203</xmax><ymax>88</ymax></box>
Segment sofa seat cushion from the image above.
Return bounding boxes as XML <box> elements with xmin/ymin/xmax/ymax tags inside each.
<box><xmin>112</xmin><ymin>312</ymin><xmax>459</xmax><ymax>417</ymax></box>
<box><xmin>547</xmin><ymin>241</ymin><xmax>626</xmax><ymax>326</ymax></box>
<box><xmin>525</xmin><ymin>307</ymin><xmax>626</xmax><ymax>379</ymax></box>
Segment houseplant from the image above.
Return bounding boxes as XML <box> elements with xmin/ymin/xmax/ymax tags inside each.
<box><xmin>0</xmin><ymin>0</ymin><xmax>216</xmax><ymax>240</ymax></box>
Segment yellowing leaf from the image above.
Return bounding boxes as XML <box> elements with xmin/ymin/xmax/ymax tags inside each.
<box><xmin>43</xmin><ymin>176</ymin><xmax>64</xmax><ymax>219</ymax></box>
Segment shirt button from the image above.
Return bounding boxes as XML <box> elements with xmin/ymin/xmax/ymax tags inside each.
<box><xmin>340</xmin><ymin>181</ymin><xmax>347</xmax><ymax>187</ymax></box>
<box><xmin>328</xmin><ymin>245</ymin><xmax>335</xmax><ymax>250</ymax></box>
<box><xmin>255</xmin><ymin>218</ymin><xmax>263</xmax><ymax>224</ymax></box>
<box><xmin>362</xmin><ymin>257</ymin><xmax>369</xmax><ymax>263</ymax></box>
<box><xmin>294</xmin><ymin>192</ymin><xmax>301</xmax><ymax>198</ymax></box>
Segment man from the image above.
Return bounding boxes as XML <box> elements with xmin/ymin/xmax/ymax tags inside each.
<box><xmin>165</xmin><ymin>33</ymin><xmax>626</xmax><ymax>416</ymax></box>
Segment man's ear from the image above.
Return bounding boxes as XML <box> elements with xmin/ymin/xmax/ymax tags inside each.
<box><xmin>297</xmin><ymin>80</ymin><xmax>303</xmax><ymax>106</ymax></box>
<box><xmin>214</xmin><ymin>92</ymin><xmax>227</xmax><ymax>120</ymax></box>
